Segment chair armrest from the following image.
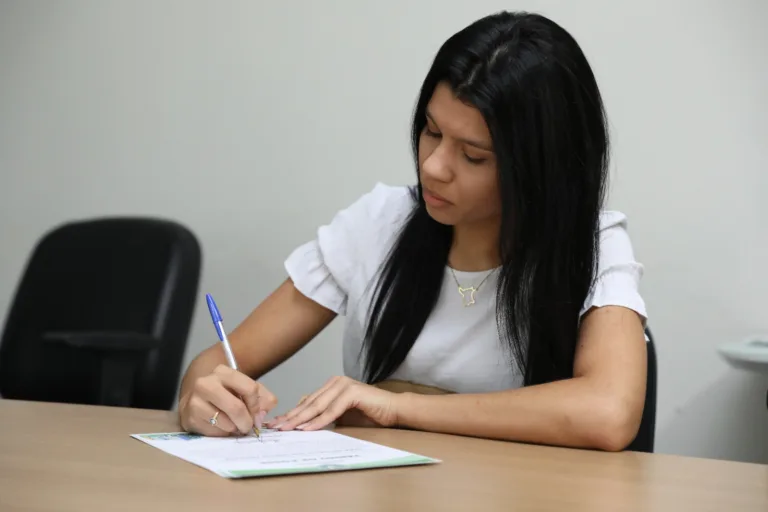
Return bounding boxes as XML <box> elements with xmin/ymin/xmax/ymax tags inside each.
<box><xmin>41</xmin><ymin>331</ymin><xmax>160</xmax><ymax>352</ymax></box>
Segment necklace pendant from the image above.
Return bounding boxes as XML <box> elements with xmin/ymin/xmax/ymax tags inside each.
<box><xmin>457</xmin><ymin>286</ymin><xmax>477</xmax><ymax>307</ymax></box>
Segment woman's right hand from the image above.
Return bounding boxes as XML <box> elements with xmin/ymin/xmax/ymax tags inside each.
<box><xmin>178</xmin><ymin>364</ymin><xmax>278</xmax><ymax>437</ymax></box>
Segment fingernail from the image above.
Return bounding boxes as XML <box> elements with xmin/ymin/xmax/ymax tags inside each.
<box><xmin>255</xmin><ymin>411</ymin><xmax>266</xmax><ymax>430</ymax></box>
<box><xmin>296</xmin><ymin>423</ymin><xmax>308</xmax><ymax>430</ymax></box>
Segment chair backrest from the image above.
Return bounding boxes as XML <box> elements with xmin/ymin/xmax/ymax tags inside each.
<box><xmin>626</xmin><ymin>327</ymin><xmax>657</xmax><ymax>453</ymax></box>
<box><xmin>0</xmin><ymin>217</ymin><xmax>202</xmax><ymax>410</ymax></box>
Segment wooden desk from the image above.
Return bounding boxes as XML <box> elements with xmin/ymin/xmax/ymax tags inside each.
<box><xmin>0</xmin><ymin>399</ymin><xmax>766</xmax><ymax>511</ymax></box>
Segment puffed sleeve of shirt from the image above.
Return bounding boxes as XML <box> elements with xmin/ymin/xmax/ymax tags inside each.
<box><xmin>283</xmin><ymin>182</ymin><xmax>412</xmax><ymax>316</ymax></box>
<box><xmin>581</xmin><ymin>211</ymin><xmax>648</xmax><ymax>321</ymax></box>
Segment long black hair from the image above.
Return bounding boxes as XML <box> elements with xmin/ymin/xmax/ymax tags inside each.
<box><xmin>361</xmin><ymin>11</ymin><xmax>609</xmax><ymax>387</ymax></box>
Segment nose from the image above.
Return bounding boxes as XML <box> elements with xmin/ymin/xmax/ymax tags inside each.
<box><xmin>421</xmin><ymin>142</ymin><xmax>452</xmax><ymax>183</ymax></box>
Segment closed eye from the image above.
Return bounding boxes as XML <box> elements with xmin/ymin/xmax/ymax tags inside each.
<box><xmin>464</xmin><ymin>154</ymin><xmax>486</xmax><ymax>164</ymax></box>
<box><xmin>423</xmin><ymin>121</ymin><xmax>487</xmax><ymax>164</ymax></box>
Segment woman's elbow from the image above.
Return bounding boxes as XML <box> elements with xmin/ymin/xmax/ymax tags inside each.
<box><xmin>583</xmin><ymin>400</ymin><xmax>643</xmax><ymax>452</ymax></box>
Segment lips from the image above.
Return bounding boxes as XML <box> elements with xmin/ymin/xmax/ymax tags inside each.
<box><xmin>423</xmin><ymin>187</ymin><xmax>451</xmax><ymax>204</ymax></box>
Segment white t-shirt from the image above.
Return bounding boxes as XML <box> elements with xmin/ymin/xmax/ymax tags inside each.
<box><xmin>284</xmin><ymin>182</ymin><xmax>647</xmax><ymax>393</ymax></box>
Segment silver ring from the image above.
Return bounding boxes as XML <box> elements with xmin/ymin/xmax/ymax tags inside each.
<box><xmin>209</xmin><ymin>411</ymin><xmax>220</xmax><ymax>426</ymax></box>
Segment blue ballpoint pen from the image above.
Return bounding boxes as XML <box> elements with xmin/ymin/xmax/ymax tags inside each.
<box><xmin>205</xmin><ymin>293</ymin><xmax>261</xmax><ymax>438</ymax></box>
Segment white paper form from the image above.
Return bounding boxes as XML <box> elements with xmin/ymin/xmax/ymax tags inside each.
<box><xmin>131</xmin><ymin>428</ymin><xmax>440</xmax><ymax>478</ymax></box>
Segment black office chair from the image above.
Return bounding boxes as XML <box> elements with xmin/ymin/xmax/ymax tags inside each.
<box><xmin>0</xmin><ymin>217</ymin><xmax>201</xmax><ymax>410</ymax></box>
<box><xmin>625</xmin><ymin>327</ymin><xmax>657</xmax><ymax>453</ymax></box>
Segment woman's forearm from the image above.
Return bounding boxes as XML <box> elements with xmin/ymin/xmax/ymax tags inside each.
<box><xmin>177</xmin><ymin>279</ymin><xmax>337</xmax><ymax>407</ymax></box>
<box><xmin>395</xmin><ymin>377</ymin><xmax>640</xmax><ymax>451</ymax></box>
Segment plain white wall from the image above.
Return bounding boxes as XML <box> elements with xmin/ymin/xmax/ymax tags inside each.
<box><xmin>1</xmin><ymin>1</ymin><xmax>766</xmax><ymax>463</ymax></box>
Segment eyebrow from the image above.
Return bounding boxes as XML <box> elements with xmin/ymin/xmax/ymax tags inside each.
<box><xmin>426</xmin><ymin>110</ymin><xmax>494</xmax><ymax>152</ymax></box>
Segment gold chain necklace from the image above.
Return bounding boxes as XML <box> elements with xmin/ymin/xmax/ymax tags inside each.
<box><xmin>449</xmin><ymin>268</ymin><xmax>495</xmax><ymax>307</ymax></box>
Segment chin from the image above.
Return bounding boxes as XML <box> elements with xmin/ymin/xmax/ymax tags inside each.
<box><xmin>424</xmin><ymin>204</ymin><xmax>458</xmax><ymax>226</ymax></box>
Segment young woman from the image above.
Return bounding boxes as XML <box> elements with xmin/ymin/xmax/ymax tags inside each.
<box><xmin>178</xmin><ymin>10</ymin><xmax>648</xmax><ymax>451</ymax></box>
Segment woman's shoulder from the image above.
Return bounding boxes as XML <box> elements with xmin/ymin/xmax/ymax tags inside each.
<box><xmin>285</xmin><ymin>182</ymin><xmax>416</xmax><ymax>312</ymax></box>
<box><xmin>585</xmin><ymin>209</ymin><xmax>647</xmax><ymax>319</ymax></box>
<box><xmin>598</xmin><ymin>210</ymin><xmax>629</xmax><ymax>229</ymax></box>
<box><xmin>319</xmin><ymin>182</ymin><xmax>416</xmax><ymax>245</ymax></box>
<box><xmin>339</xmin><ymin>182</ymin><xmax>415</xmax><ymax>226</ymax></box>
<box><xmin>596</xmin><ymin>210</ymin><xmax>639</xmax><ymax>262</ymax></box>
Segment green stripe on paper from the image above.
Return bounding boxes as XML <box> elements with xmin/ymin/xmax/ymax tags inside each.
<box><xmin>228</xmin><ymin>454</ymin><xmax>437</xmax><ymax>478</ymax></box>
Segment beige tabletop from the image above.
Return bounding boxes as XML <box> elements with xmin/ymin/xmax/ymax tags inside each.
<box><xmin>0</xmin><ymin>399</ymin><xmax>766</xmax><ymax>511</ymax></box>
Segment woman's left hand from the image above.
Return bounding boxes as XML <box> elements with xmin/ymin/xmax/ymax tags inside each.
<box><xmin>265</xmin><ymin>376</ymin><xmax>400</xmax><ymax>431</ymax></box>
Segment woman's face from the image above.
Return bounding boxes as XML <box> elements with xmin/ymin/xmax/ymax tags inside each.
<box><xmin>418</xmin><ymin>81</ymin><xmax>501</xmax><ymax>227</ymax></box>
